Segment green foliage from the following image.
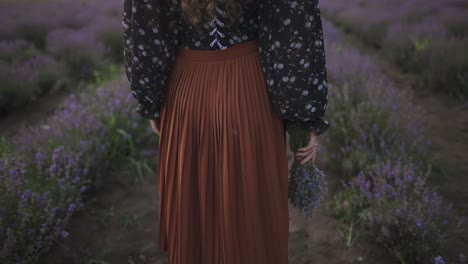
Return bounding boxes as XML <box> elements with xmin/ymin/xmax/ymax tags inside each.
<box><xmin>327</xmin><ymin>187</ymin><xmax>368</xmax><ymax>224</ymax></box>
<box><xmin>0</xmin><ymin>137</ymin><xmax>13</xmax><ymax>157</ymax></box>
<box><xmin>287</xmin><ymin>127</ymin><xmax>310</xmax><ymax>151</ymax></box>
<box><xmin>127</xmin><ymin>157</ymin><xmax>154</xmax><ymax>185</ymax></box>
<box><xmin>335</xmin><ymin>217</ymin><xmax>364</xmax><ymax>248</ymax></box>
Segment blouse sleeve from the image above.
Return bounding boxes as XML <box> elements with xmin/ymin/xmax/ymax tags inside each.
<box><xmin>257</xmin><ymin>0</ymin><xmax>330</xmax><ymax>135</ymax></box>
<box><xmin>122</xmin><ymin>0</ymin><xmax>181</xmax><ymax>120</ymax></box>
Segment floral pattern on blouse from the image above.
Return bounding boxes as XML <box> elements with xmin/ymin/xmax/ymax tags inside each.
<box><xmin>122</xmin><ymin>0</ymin><xmax>181</xmax><ymax>121</ymax></box>
<box><xmin>257</xmin><ymin>0</ymin><xmax>329</xmax><ymax>135</ymax></box>
<box><xmin>122</xmin><ymin>0</ymin><xmax>330</xmax><ymax>135</ymax></box>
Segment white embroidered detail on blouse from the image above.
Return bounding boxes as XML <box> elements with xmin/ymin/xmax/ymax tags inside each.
<box><xmin>208</xmin><ymin>0</ymin><xmax>227</xmax><ymax>50</ymax></box>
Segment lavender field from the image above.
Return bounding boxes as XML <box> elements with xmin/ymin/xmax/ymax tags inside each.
<box><xmin>320</xmin><ymin>19</ymin><xmax>468</xmax><ymax>263</ymax></box>
<box><xmin>1</xmin><ymin>0</ymin><xmax>468</xmax><ymax>263</ymax></box>
<box><xmin>0</xmin><ymin>71</ymin><xmax>162</xmax><ymax>263</ymax></box>
<box><xmin>320</xmin><ymin>0</ymin><xmax>468</xmax><ymax>102</ymax></box>
<box><xmin>0</xmin><ymin>0</ymin><xmax>123</xmax><ymax>116</ymax></box>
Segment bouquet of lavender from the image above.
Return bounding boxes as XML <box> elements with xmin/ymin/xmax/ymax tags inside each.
<box><xmin>287</xmin><ymin>127</ymin><xmax>328</xmax><ymax>218</ymax></box>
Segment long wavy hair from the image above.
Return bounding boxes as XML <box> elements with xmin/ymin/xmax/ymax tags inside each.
<box><xmin>170</xmin><ymin>0</ymin><xmax>250</xmax><ymax>32</ymax></box>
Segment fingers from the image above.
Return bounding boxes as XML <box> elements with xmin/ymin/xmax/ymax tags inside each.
<box><xmin>153</xmin><ymin>128</ymin><xmax>160</xmax><ymax>136</ymax></box>
<box><xmin>295</xmin><ymin>145</ymin><xmax>314</xmax><ymax>158</ymax></box>
<box><xmin>297</xmin><ymin>133</ymin><xmax>318</xmax><ymax>154</ymax></box>
<box><xmin>150</xmin><ymin>120</ymin><xmax>161</xmax><ymax>136</ymax></box>
<box><xmin>294</xmin><ymin>138</ymin><xmax>319</xmax><ymax>165</ymax></box>
<box><xmin>300</xmin><ymin>151</ymin><xmax>315</xmax><ymax>165</ymax></box>
<box><xmin>295</xmin><ymin>150</ymin><xmax>309</xmax><ymax>158</ymax></box>
<box><xmin>296</xmin><ymin>144</ymin><xmax>318</xmax><ymax>156</ymax></box>
<box><xmin>296</xmin><ymin>142</ymin><xmax>318</xmax><ymax>157</ymax></box>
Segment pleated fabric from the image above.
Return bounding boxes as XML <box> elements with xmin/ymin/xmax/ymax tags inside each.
<box><xmin>157</xmin><ymin>39</ymin><xmax>289</xmax><ymax>264</ymax></box>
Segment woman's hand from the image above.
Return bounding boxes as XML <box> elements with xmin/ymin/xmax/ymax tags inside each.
<box><xmin>150</xmin><ymin>119</ymin><xmax>160</xmax><ymax>137</ymax></box>
<box><xmin>294</xmin><ymin>132</ymin><xmax>319</xmax><ymax>165</ymax></box>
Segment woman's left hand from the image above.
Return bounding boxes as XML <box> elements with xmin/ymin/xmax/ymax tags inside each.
<box><xmin>294</xmin><ymin>132</ymin><xmax>319</xmax><ymax>165</ymax></box>
<box><xmin>150</xmin><ymin>119</ymin><xmax>161</xmax><ymax>136</ymax></box>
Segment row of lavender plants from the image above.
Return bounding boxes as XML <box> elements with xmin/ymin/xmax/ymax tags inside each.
<box><xmin>0</xmin><ymin>0</ymin><xmax>124</xmax><ymax>116</ymax></box>
<box><xmin>0</xmin><ymin>67</ymin><xmax>157</xmax><ymax>263</ymax></box>
<box><xmin>320</xmin><ymin>21</ymin><xmax>467</xmax><ymax>263</ymax></box>
<box><xmin>320</xmin><ymin>0</ymin><xmax>468</xmax><ymax>102</ymax></box>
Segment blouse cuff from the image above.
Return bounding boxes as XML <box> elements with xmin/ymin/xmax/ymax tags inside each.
<box><xmin>285</xmin><ymin>117</ymin><xmax>330</xmax><ymax>136</ymax></box>
<box><xmin>135</xmin><ymin>103</ymin><xmax>161</xmax><ymax>120</ymax></box>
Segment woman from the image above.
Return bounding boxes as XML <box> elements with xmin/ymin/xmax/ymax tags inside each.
<box><xmin>122</xmin><ymin>0</ymin><xmax>330</xmax><ymax>263</ymax></box>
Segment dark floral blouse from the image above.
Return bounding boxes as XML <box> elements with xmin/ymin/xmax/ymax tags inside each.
<box><xmin>122</xmin><ymin>0</ymin><xmax>330</xmax><ymax>135</ymax></box>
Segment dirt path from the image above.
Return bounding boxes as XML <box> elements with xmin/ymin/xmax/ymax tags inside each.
<box><xmin>0</xmin><ymin>89</ymin><xmax>71</xmax><ymax>138</ymax></box>
<box><xmin>41</xmin><ymin>133</ymin><xmax>391</xmax><ymax>264</ymax></box>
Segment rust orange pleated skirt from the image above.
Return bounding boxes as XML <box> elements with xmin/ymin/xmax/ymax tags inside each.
<box><xmin>157</xmin><ymin>39</ymin><xmax>289</xmax><ymax>264</ymax></box>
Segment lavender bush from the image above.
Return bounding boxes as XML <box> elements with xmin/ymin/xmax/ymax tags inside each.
<box><xmin>320</xmin><ymin>20</ymin><xmax>466</xmax><ymax>263</ymax></box>
<box><xmin>0</xmin><ymin>0</ymin><xmax>124</xmax><ymax>116</ymax></box>
<box><xmin>288</xmin><ymin>127</ymin><xmax>328</xmax><ymax>217</ymax></box>
<box><xmin>0</xmin><ymin>69</ymin><xmax>155</xmax><ymax>263</ymax></box>
<box><xmin>46</xmin><ymin>27</ymin><xmax>111</xmax><ymax>82</ymax></box>
<box><xmin>0</xmin><ymin>53</ymin><xmax>65</xmax><ymax>114</ymax></box>
<box><xmin>0</xmin><ymin>148</ymin><xmax>87</xmax><ymax>263</ymax></box>
<box><xmin>345</xmin><ymin>160</ymin><xmax>453</xmax><ymax>263</ymax></box>
<box><xmin>321</xmin><ymin>0</ymin><xmax>468</xmax><ymax>101</ymax></box>
<box><xmin>322</xmin><ymin>36</ymin><xmax>430</xmax><ymax>179</ymax></box>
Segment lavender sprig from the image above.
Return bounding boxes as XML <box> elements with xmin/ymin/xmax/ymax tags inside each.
<box><xmin>287</xmin><ymin>127</ymin><xmax>328</xmax><ymax>218</ymax></box>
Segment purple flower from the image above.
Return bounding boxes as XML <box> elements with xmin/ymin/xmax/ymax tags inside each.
<box><xmin>288</xmin><ymin>155</ymin><xmax>327</xmax><ymax>218</ymax></box>
<box><xmin>381</xmin><ymin>226</ymin><xmax>390</xmax><ymax>238</ymax></box>
<box><xmin>49</xmin><ymin>164</ymin><xmax>58</xmax><ymax>176</ymax></box>
<box><xmin>60</xmin><ymin>230</ymin><xmax>69</xmax><ymax>238</ymax></box>
<box><xmin>21</xmin><ymin>189</ymin><xmax>32</xmax><ymax>200</ymax></box>
<box><xmin>434</xmin><ymin>256</ymin><xmax>444</xmax><ymax>264</ymax></box>
<box><xmin>72</xmin><ymin>176</ymin><xmax>80</xmax><ymax>184</ymax></box>
<box><xmin>68</xmin><ymin>203</ymin><xmax>76</xmax><ymax>213</ymax></box>
<box><xmin>35</xmin><ymin>152</ymin><xmax>45</xmax><ymax>163</ymax></box>
<box><xmin>413</xmin><ymin>216</ymin><xmax>423</xmax><ymax>229</ymax></box>
<box><xmin>57</xmin><ymin>178</ymin><xmax>65</xmax><ymax>186</ymax></box>
<box><xmin>142</xmin><ymin>149</ymin><xmax>158</xmax><ymax>157</ymax></box>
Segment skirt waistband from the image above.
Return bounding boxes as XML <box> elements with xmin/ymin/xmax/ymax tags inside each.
<box><xmin>175</xmin><ymin>39</ymin><xmax>259</xmax><ymax>62</ymax></box>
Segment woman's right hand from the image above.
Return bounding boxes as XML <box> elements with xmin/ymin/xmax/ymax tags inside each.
<box><xmin>294</xmin><ymin>131</ymin><xmax>319</xmax><ymax>165</ymax></box>
<box><xmin>150</xmin><ymin>119</ymin><xmax>160</xmax><ymax>137</ymax></box>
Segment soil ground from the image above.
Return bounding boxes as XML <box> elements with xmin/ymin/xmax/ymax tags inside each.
<box><xmin>40</xmin><ymin>134</ymin><xmax>393</xmax><ymax>264</ymax></box>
